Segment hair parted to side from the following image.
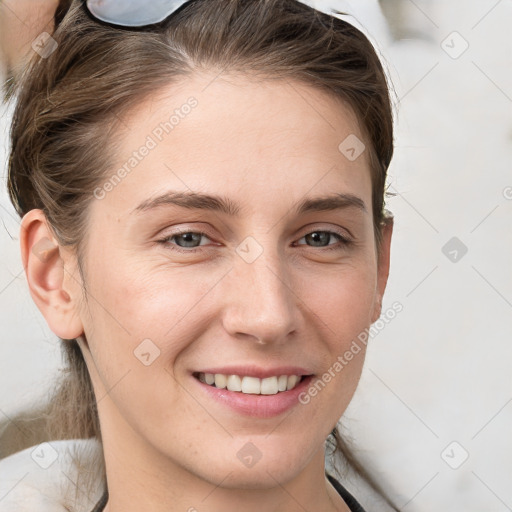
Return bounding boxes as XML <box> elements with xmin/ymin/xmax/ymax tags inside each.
<box><xmin>4</xmin><ymin>0</ymin><xmax>397</xmax><ymax>508</ymax></box>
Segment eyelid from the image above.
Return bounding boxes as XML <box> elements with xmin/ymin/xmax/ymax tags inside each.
<box><xmin>157</xmin><ymin>223</ymin><xmax>214</xmax><ymax>239</ymax></box>
<box><xmin>155</xmin><ymin>225</ymin><xmax>218</xmax><ymax>253</ymax></box>
<box><xmin>156</xmin><ymin>223</ymin><xmax>354</xmax><ymax>253</ymax></box>
<box><xmin>295</xmin><ymin>223</ymin><xmax>353</xmax><ymax>241</ymax></box>
<box><xmin>294</xmin><ymin>231</ymin><xmax>353</xmax><ymax>251</ymax></box>
<box><xmin>159</xmin><ymin>229</ymin><xmax>213</xmax><ymax>244</ymax></box>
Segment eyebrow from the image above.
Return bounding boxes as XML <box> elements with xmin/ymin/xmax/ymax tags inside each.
<box><xmin>132</xmin><ymin>191</ymin><xmax>241</xmax><ymax>216</ymax></box>
<box><xmin>294</xmin><ymin>193</ymin><xmax>367</xmax><ymax>216</ymax></box>
<box><xmin>131</xmin><ymin>191</ymin><xmax>367</xmax><ymax>216</ymax></box>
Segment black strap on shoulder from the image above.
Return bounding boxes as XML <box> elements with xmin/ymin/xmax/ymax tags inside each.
<box><xmin>326</xmin><ymin>472</ymin><xmax>367</xmax><ymax>512</ymax></box>
<box><xmin>90</xmin><ymin>489</ymin><xmax>108</xmax><ymax>512</ymax></box>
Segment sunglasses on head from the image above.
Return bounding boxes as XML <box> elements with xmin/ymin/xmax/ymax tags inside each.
<box><xmin>84</xmin><ymin>0</ymin><xmax>194</xmax><ymax>27</ymax></box>
<box><xmin>84</xmin><ymin>0</ymin><xmax>326</xmax><ymax>28</ymax></box>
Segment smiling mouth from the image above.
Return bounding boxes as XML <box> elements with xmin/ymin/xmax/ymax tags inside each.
<box><xmin>193</xmin><ymin>372</ymin><xmax>308</xmax><ymax>395</ymax></box>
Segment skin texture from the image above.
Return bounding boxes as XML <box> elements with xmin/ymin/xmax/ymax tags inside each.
<box><xmin>0</xmin><ymin>0</ymin><xmax>58</xmax><ymax>77</ymax></box>
<box><xmin>21</xmin><ymin>73</ymin><xmax>393</xmax><ymax>512</ymax></box>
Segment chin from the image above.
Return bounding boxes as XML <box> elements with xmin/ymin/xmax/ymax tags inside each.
<box><xmin>186</xmin><ymin>438</ymin><xmax>316</xmax><ymax>490</ymax></box>
<box><xmin>209</xmin><ymin>464</ymin><xmax>302</xmax><ymax>490</ymax></box>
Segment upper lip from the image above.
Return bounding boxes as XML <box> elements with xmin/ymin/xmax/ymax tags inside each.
<box><xmin>192</xmin><ymin>365</ymin><xmax>313</xmax><ymax>379</ymax></box>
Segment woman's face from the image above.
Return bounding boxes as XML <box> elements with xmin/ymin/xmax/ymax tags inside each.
<box><xmin>70</xmin><ymin>73</ymin><xmax>391</xmax><ymax>489</ymax></box>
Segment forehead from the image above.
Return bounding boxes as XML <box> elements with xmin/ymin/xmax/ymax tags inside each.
<box><xmin>98</xmin><ymin>72</ymin><xmax>372</xmax><ymax>216</ymax></box>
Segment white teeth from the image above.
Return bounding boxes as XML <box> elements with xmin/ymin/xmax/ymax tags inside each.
<box><xmin>241</xmin><ymin>376</ymin><xmax>261</xmax><ymax>394</ymax></box>
<box><xmin>226</xmin><ymin>374</ymin><xmax>242</xmax><ymax>392</ymax></box>
<box><xmin>286</xmin><ymin>375</ymin><xmax>300</xmax><ymax>390</ymax></box>
<box><xmin>214</xmin><ymin>374</ymin><xmax>227</xmax><ymax>389</ymax></box>
<box><xmin>260</xmin><ymin>376</ymin><xmax>278</xmax><ymax>395</ymax></box>
<box><xmin>277</xmin><ymin>375</ymin><xmax>288</xmax><ymax>392</ymax></box>
<box><xmin>197</xmin><ymin>373</ymin><xmax>303</xmax><ymax>394</ymax></box>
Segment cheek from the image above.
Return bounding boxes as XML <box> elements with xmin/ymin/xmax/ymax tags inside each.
<box><xmin>301</xmin><ymin>259</ymin><xmax>377</xmax><ymax>336</ymax></box>
<box><xmin>79</xmin><ymin>258</ymin><xmax>213</xmax><ymax>440</ymax></box>
<box><xmin>81</xmin><ymin>252</ymin><xmax>223</xmax><ymax>367</ymax></box>
<box><xmin>297</xmin><ymin>262</ymin><xmax>376</xmax><ymax>402</ymax></box>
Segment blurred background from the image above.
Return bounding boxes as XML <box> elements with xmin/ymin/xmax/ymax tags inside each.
<box><xmin>1</xmin><ymin>1</ymin><xmax>511</xmax><ymax>510</ymax></box>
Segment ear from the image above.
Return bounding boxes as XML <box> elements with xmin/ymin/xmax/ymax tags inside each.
<box><xmin>20</xmin><ymin>209</ymin><xmax>84</xmax><ymax>340</ymax></box>
<box><xmin>371</xmin><ymin>216</ymin><xmax>393</xmax><ymax>323</ymax></box>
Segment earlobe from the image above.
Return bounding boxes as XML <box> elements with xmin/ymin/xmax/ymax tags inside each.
<box><xmin>20</xmin><ymin>209</ymin><xmax>84</xmax><ymax>340</ymax></box>
<box><xmin>371</xmin><ymin>217</ymin><xmax>393</xmax><ymax>324</ymax></box>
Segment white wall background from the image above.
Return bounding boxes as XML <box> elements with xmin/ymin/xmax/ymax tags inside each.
<box><xmin>1</xmin><ymin>1</ymin><xmax>511</xmax><ymax>511</ymax></box>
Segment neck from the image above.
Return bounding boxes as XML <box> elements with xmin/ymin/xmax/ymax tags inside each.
<box><xmin>100</xmin><ymin>420</ymin><xmax>349</xmax><ymax>512</ymax></box>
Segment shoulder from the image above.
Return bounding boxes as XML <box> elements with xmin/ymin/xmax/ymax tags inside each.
<box><xmin>0</xmin><ymin>438</ymin><xmax>105</xmax><ymax>512</ymax></box>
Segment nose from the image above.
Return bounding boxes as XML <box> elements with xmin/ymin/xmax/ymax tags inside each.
<box><xmin>221</xmin><ymin>246</ymin><xmax>300</xmax><ymax>345</ymax></box>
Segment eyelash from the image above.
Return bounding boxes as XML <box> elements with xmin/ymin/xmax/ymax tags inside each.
<box><xmin>156</xmin><ymin>229</ymin><xmax>353</xmax><ymax>253</ymax></box>
<box><xmin>295</xmin><ymin>231</ymin><xmax>353</xmax><ymax>251</ymax></box>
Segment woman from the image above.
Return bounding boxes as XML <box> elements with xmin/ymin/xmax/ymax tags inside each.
<box><xmin>1</xmin><ymin>0</ymin><xmax>397</xmax><ymax>510</ymax></box>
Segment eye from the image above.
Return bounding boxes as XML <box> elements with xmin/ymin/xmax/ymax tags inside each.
<box><xmin>158</xmin><ymin>231</ymin><xmax>213</xmax><ymax>251</ymax></box>
<box><xmin>296</xmin><ymin>230</ymin><xmax>352</xmax><ymax>250</ymax></box>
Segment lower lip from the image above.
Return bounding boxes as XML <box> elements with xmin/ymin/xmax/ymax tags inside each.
<box><xmin>192</xmin><ymin>375</ymin><xmax>314</xmax><ymax>418</ymax></box>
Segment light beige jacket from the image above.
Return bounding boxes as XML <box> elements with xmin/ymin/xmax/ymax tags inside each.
<box><xmin>0</xmin><ymin>439</ymin><xmax>105</xmax><ymax>512</ymax></box>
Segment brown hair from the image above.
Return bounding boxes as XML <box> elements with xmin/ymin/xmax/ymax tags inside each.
<box><xmin>4</xmin><ymin>0</ymin><xmax>396</xmax><ymax>508</ymax></box>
